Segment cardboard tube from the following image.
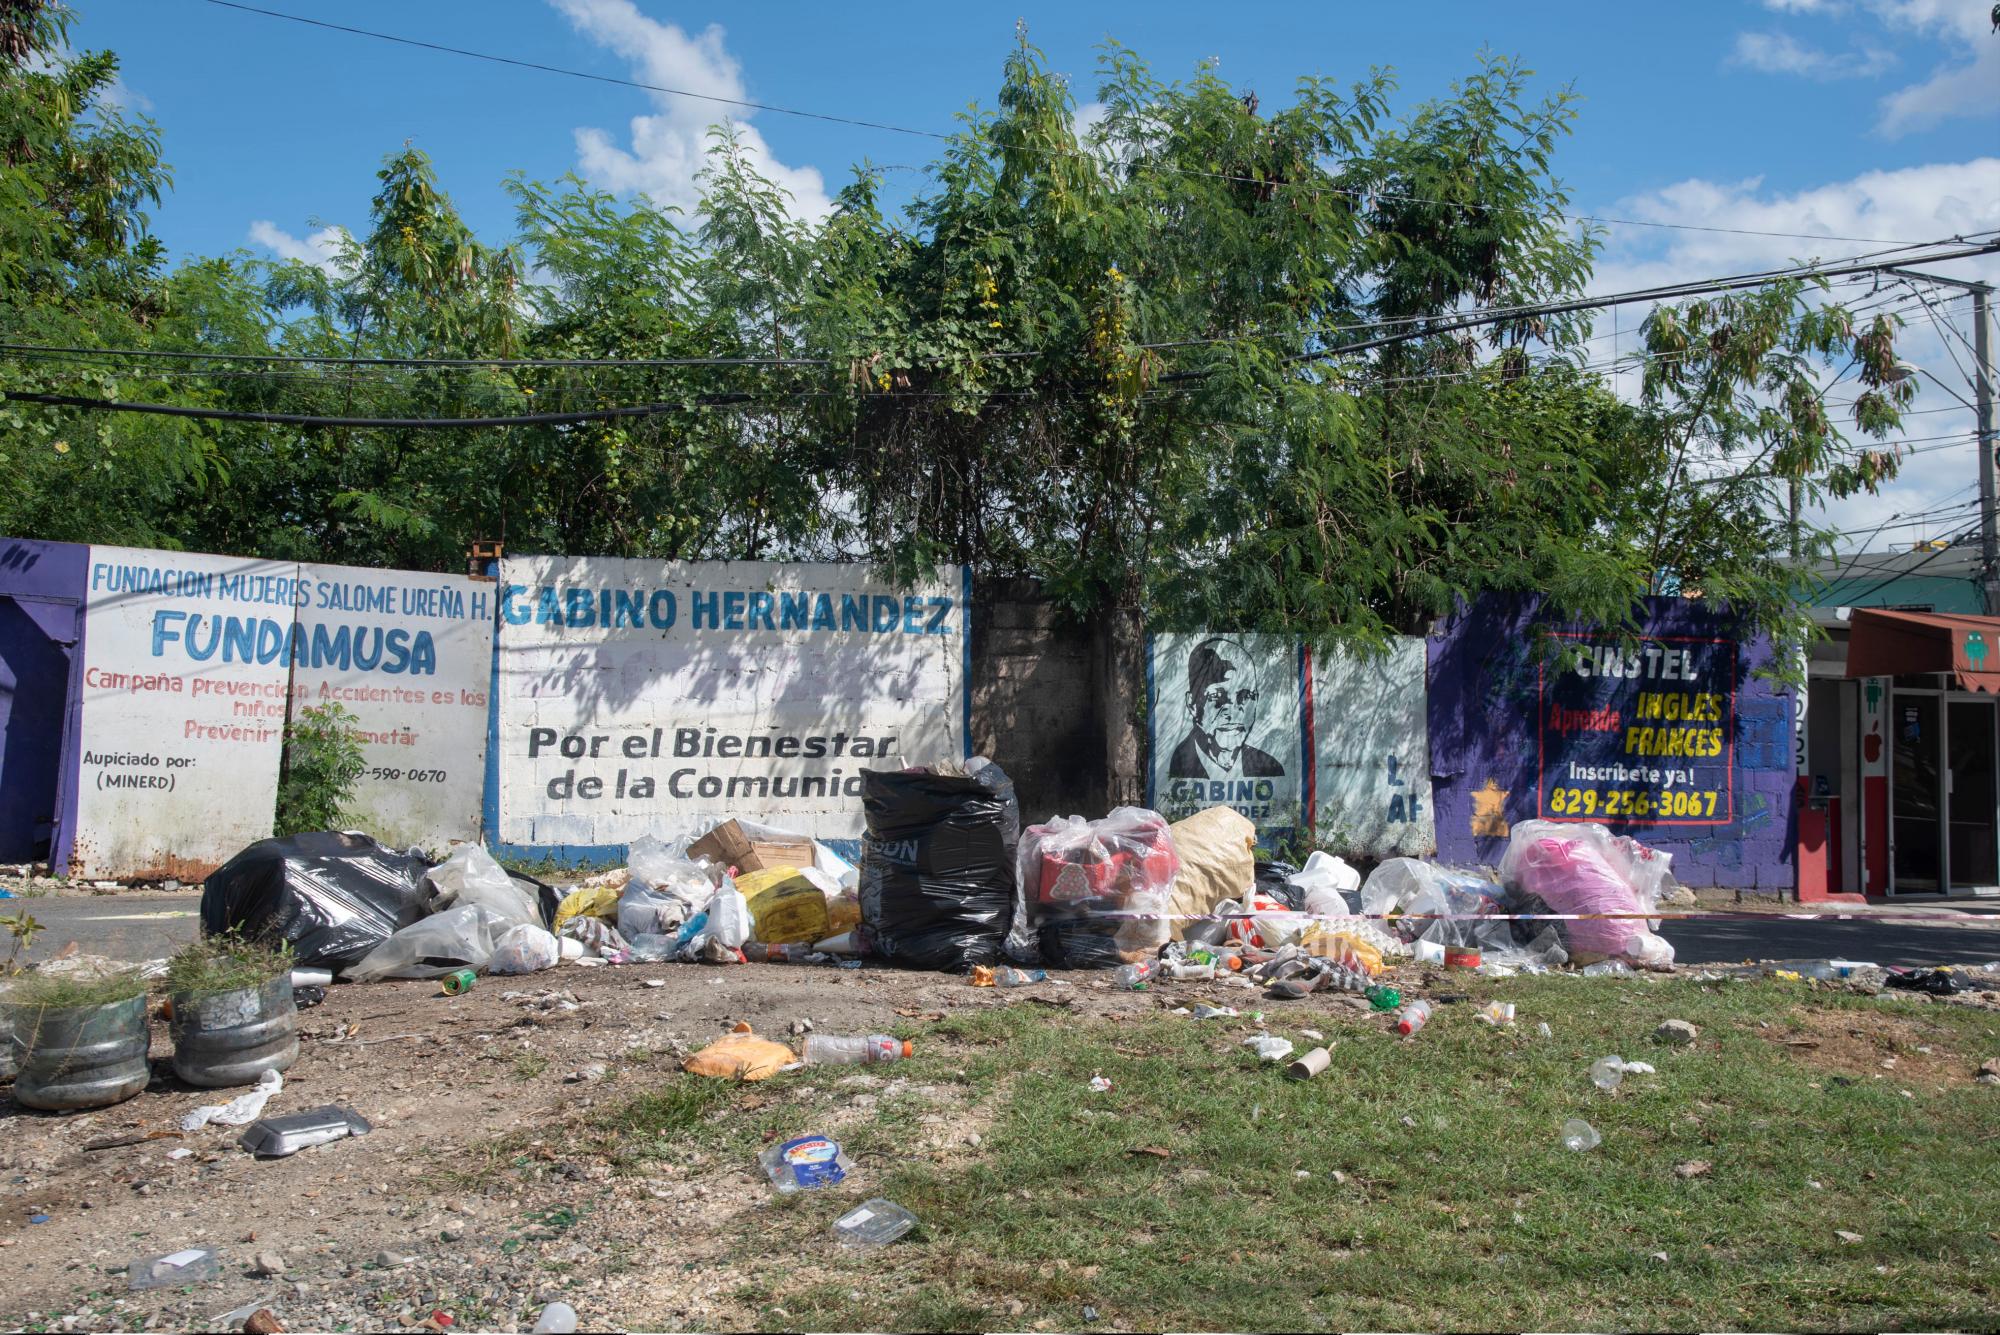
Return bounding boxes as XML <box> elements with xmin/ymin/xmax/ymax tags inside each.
<box><xmin>1285</xmin><ymin>1046</ymin><xmax>1332</xmax><ymax>1080</ymax></box>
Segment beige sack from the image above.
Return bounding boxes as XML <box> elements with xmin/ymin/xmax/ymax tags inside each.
<box><xmin>1166</xmin><ymin>807</ymin><xmax>1257</xmax><ymax>941</ymax></box>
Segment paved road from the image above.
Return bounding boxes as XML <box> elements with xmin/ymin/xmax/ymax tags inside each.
<box><xmin>3</xmin><ymin>892</ymin><xmax>201</xmax><ymax>966</ymax></box>
<box><xmin>1660</xmin><ymin>907</ymin><xmax>2000</xmax><ymax>968</ymax></box>
<box><xmin>8</xmin><ymin>890</ymin><xmax>2000</xmax><ymax>971</ymax></box>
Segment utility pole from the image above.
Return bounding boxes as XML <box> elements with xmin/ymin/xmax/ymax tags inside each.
<box><xmin>1883</xmin><ymin>269</ymin><xmax>1997</xmax><ymax>614</ymax></box>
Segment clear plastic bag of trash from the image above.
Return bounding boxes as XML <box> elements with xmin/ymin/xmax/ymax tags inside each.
<box><xmin>559</xmin><ymin>916</ymin><xmax>630</xmax><ymax>959</ymax></box>
<box><xmin>487</xmin><ymin>923</ymin><xmax>561</xmax><ymax>975</ymax></box>
<box><xmin>617</xmin><ymin>878</ymin><xmax>698</xmax><ymax>943</ymax></box>
<box><xmin>426</xmin><ymin>844</ymin><xmax>541</xmax><ymax>929</ymax></box>
<box><xmin>345</xmin><ymin>904</ymin><xmax>509</xmax><ymax>981</ymax></box>
<box><xmin>1500</xmin><ymin>820</ymin><xmax>1676</xmax><ymax>965</ymax></box>
<box><xmin>1359</xmin><ymin>860</ymin><xmax>1505</xmax><ymax>939</ymax></box>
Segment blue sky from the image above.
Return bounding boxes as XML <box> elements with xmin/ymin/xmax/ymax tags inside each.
<box><xmin>77</xmin><ymin>0</ymin><xmax>2000</xmax><ymax>541</ymax></box>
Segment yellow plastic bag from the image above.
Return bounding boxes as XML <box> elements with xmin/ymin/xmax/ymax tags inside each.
<box><xmin>826</xmin><ymin>893</ymin><xmax>861</xmax><ymax>935</ymax></box>
<box><xmin>682</xmin><ymin>1031</ymin><xmax>795</xmax><ymax>1081</ymax></box>
<box><xmin>736</xmin><ymin>867</ymin><xmax>832</xmax><ymax>946</ymax></box>
<box><xmin>1302</xmin><ymin>929</ymin><xmax>1385</xmax><ymax>976</ymax></box>
<box><xmin>552</xmin><ymin>885</ymin><xmax>621</xmax><ymax>932</ymax></box>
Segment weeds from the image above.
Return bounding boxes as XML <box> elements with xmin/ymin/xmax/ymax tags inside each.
<box><xmin>162</xmin><ymin>933</ymin><xmax>291</xmax><ymax>997</ymax></box>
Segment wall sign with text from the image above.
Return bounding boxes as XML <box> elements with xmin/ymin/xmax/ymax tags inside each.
<box><xmin>1537</xmin><ymin>634</ymin><xmax>1734</xmax><ymax>826</ymax></box>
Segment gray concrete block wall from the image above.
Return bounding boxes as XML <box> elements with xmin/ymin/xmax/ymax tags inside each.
<box><xmin>970</xmin><ymin>579</ymin><xmax>1104</xmax><ymax>823</ymax></box>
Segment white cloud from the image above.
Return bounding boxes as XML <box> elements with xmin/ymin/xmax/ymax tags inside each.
<box><xmin>1585</xmin><ymin>159</ymin><xmax>2000</xmax><ymax>541</ymax></box>
<box><xmin>549</xmin><ymin>0</ymin><xmax>831</xmax><ymax>221</ymax></box>
<box><xmin>247</xmin><ymin>221</ymin><xmax>354</xmax><ymax>273</ymax></box>
<box><xmin>99</xmin><ymin>73</ymin><xmax>152</xmax><ymax>115</ymax></box>
<box><xmin>1730</xmin><ymin>30</ymin><xmax>1895</xmax><ymax>78</ymax></box>
<box><xmin>1868</xmin><ymin>0</ymin><xmax>2000</xmax><ymax>134</ymax></box>
<box><xmin>1762</xmin><ymin>0</ymin><xmax>1848</xmax><ymax>13</ymax></box>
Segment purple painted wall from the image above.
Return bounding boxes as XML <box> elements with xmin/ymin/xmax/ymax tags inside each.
<box><xmin>0</xmin><ymin>537</ymin><xmax>89</xmax><ymax>874</ymax></box>
<box><xmin>1427</xmin><ymin>596</ymin><xmax>1796</xmax><ymax>890</ymax></box>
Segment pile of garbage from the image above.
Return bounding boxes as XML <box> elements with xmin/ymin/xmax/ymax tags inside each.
<box><xmin>198</xmin><ymin>755</ymin><xmax>1679</xmax><ymax>989</ymax></box>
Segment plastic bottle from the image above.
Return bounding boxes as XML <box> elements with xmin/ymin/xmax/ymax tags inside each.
<box><xmin>671</xmin><ymin>909</ymin><xmax>710</xmax><ymax>951</ymax></box>
<box><xmin>1164</xmin><ymin>960</ymin><xmax>1215</xmax><ymax>981</ymax></box>
<box><xmin>801</xmin><ymin>1033</ymin><xmax>913</xmax><ymax>1066</ymax></box>
<box><xmin>1396</xmin><ymin>999</ymin><xmax>1433</xmax><ymax>1036</ymax></box>
<box><xmin>1365</xmin><ymin>984</ymin><xmax>1402</xmax><ymax>1012</ymax></box>
<box><xmin>994</xmin><ymin>966</ymin><xmax>1047</xmax><ymax>988</ymax></box>
<box><xmin>1580</xmin><ymin>960</ymin><xmax>1634</xmax><ymax>977</ymax></box>
<box><xmin>1114</xmin><ymin>961</ymin><xmax>1157</xmax><ymax>990</ymax></box>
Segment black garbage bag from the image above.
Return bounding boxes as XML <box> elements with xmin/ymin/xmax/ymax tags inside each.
<box><xmin>1036</xmin><ymin>914</ymin><xmax>1129</xmax><ymax>970</ymax></box>
<box><xmin>201</xmin><ymin>831</ymin><xmax>433</xmax><ymax>971</ymax></box>
<box><xmin>1255</xmin><ymin>861</ymin><xmax>1304</xmax><ymax>911</ymax></box>
<box><xmin>859</xmin><ymin>760</ymin><xmax>1020</xmax><ymax>971</ymax></box>
<box><xmin>1884</xmin><ymin>968</ymin><xmax>1969</xmax><ymax>996</ymax></box>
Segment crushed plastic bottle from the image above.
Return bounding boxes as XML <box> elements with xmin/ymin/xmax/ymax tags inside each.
<box><xmin>1396</xmin><ymin>999</ymin><xmax>1433</xmax><ymax>1037</ymax></box>
<box><xmin>1561</xmin><ymin>1118</ymin><xmax>1601</xmax><ymax>1152</ymax></box>
<box><xmin>1477</xmin><ymin>1001</ymin><xmax>1516</xmax><ymax>1026</ymax></box>
<box><xmin>1580</xmin><ymin>960</ymin><xmax>1634</xmax><ymax>977</ymax></box>
<box><xmin>758</xmin><ymin>1135</ymin><xmax>853</xmax><ymax>1192</ymax></box>
<box><xmin>1114</xmin><ymin>961</ymin><xmax>1158</xmax><ymax>990</ymax></box>
<box><xmin>1589</xmin><ymin>1056</ymin><xmax>1627</xmax><ymax>1090</ymax></box>
<box><xmin>832</xmin><ymin>1198</ymin><xmax>919</xmax><ymax>1248</ymax></box>
<box><xmin>1164</xmin><ymin>960</ymin><xmax>1215</xmax><ymax>981</ymax></box>
<box><xmin>801</xmin><ymin>1034</ymin><xmax>912</xmax><ymax>1066</ymax></box>
<box><xmin>994</xmin><ymin>966</ymin><xmax>1047</xmax><ymax>988</ymax></box>
<box><xmin>1365</xmin><ymin>984</ymin><xmax>1402</xmax><ymax>1012</ymax></box>
<box><xmin>128</xmin><ymin>1248</ymin><xmax>219</xmax><ymax>1291</ymax></box>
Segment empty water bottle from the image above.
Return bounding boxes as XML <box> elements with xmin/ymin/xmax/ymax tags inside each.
<box><xmin>801</xmin><ymin>1034</ymin><xmax>912</xmax><ymax>1066</ymax></box>
<box><xmin>1580</xmin><ymin>960</ymin><xmax>1634</xmax><ymax>977</ymax></box>
<box><xmin>1561</xmin><ymin>1118</ymin><xmax>1601</xmax><ymax>1151</ymax></box>
<box><xmin>1114</xmin><ymin>961</ymin><xmax>1157</xmax><ymax>990</ymax></box>
<box><xmin>994</xmin><ymin>966</ymin><xmax>1047</xmax><ymax>988</ymax></box>
<box><xmin>1396</xmin><ymin>999</ymin><xmax>1433</xmax><ymax>1036</ymax></box>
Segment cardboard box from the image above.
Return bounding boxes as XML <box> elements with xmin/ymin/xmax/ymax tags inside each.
<box><xmin>687</xmin><ymin>819</ymin><xmax>815</xmax><ymax>874</ymax></box>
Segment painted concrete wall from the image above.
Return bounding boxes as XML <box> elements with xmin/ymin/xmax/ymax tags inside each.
<box><xmin>1147</xmin><ymin>632</ymin><xmax>1307</xmax><ymax>832</ymax></box>
<box><xmin>1313</xmin><ymin>638</ymin><xmax>1436</xmax><ymax>857</ymax></box>
<box><xmin>492</xmin><ymin>555</ymin><xmax>969</xmax><ymax>858</ymax></box>
<box><xmin>1427</xmin><ymin>596</ymin><xmax>1796</xmax><ymax>889</ymax></box>
<box><xmin>0</xmin><ymin>538</ymin><xmax>88</xmax><ymax>869</ymax></box>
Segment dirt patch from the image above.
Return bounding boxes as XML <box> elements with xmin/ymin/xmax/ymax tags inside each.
<box><xmin>1765</xmin><ymin>1003</ymin><xmax>1986</xmax><ymax>1091</ymax></box>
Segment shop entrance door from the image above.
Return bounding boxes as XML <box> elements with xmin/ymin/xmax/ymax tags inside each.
<box><xmin>1889</xmin><ymin>691</ymin><xmax>2000</xmax><ymax>895</ymax></box>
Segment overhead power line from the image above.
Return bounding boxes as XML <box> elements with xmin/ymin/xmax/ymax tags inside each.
<box><xmin>201</xmin><ymin>0</ymin><xmax>1941</xmax><ymax>249</ymax></box>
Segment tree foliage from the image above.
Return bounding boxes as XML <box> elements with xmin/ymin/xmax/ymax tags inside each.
<box><xmin>0</xmin><ymin>7</ymin><xmax>1913</xmax><ymax>656</ymax></box>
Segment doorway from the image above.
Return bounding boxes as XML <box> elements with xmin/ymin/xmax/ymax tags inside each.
<box><xmin>0</xmin><ymin>594</ymin><xmax>77</xmax><ymax>862</ymax></box>
<box><xmin>1890</xmin><ymin>688</ymin><xmax>2000</xmax><ymax>895</ymax></box>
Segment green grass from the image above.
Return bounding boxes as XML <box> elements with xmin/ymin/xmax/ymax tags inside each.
<box><xmin>3</xmin><ymin>965</ymin><xmax>148</xmax><ymax>1009</ymax></box>
<box><xmin>572</xmin><ymin>976</ymin><xmax>2000</xmax><ymax>1332</ymax></box>
<box><xmin>162</xmin><ymin>932</ymin><xmax>291</xmax><ymax>997</ymax></box>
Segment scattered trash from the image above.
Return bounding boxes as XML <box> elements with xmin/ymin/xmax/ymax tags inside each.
<box><xmin>969</xmin><ymin>965</ymin><xmax>995</xmax><ymax>987</ymax></box>
<box><xmin>1885</xmin><ymin>969</ymin><xmax>1969</xmax><ymax>996</ymax></box>
<box><xmin>288</xmin><ymin>968</ymin><xmax>333</xmax><ymax>988</ymax></box>
<box><xmin>440</xmin><ymin>969</ymin><xmax>477</xmax><ymax>996</ymax></box>
<box><xmin>1443</xmin><ymin>946</ymin><xmax>1482</xmax><ymax>970</ymax></box>
<box><xmin>1537</xmin><ymin>1022</ymin><xmax>1554</xmax><ymax>1039</ymax></box>
<box><xmin>1674</xmin><ymin>1159</ymin><xmax>1712</xmax><ymax>1179</ymax></box>
<box><xmin>1589</xmin><ymin>1057</ymin><xmax>1628</xmax><ymax>1091</ymax></box>
<box><xmin>1286</xmin><ymin>1047</ymin><xmax>1332</xmax><ymax>1080</ymax></box>
<box><xmin>487</xmin><ymin>923</ymin><xmax>563</xmax><ymax>975</ymax></box>
<box><xmin>201</xmin><ymin>833</ymin><xmax>431</xmax><ymax>971</ymax></box>
<box><xmin>1126</xmin><ymin>1145</ymin><xmax>1172</xmax><ymax>1160</ymax></box>
<box><xmin>1835</xmin><ymin>1229</ymin><xmax>1864</xmax><ymax>1245</ymax></box>
<box><xmin>759</xmin><ymin>1135</ymin><xmax>852</xmax><ymax>1192</ymax></box>
<box><xmin>684</xmin><ymin>1031</ymin><xmax>795</xmax><ymax>1080</ymax></box>
<box><xmin>832</xmin><ymin>1198</ymin><xmax>919</xmax><ymax>1247</ymax></box>
<box><xmin>128</xmin><ymin>1248</ymin><xmax>220</xmax><ymax>1290</ymax></box>
<box><xmin>28</xmin><ymin>1213</ymin><xmax>50</xmax><ymax>1224</ymax></box>
<box><xmin>1396</xmin><ymin>1000</ymin><xmax>1433</xmax><ymax>1037</ymax></box>
<box><xmin>994</xmin><ymin>965</ymin><xmax>1048</xmax><ymax>987</ymax></box>
<box><xmin>1300</xmin><ymin>1028</ymin><xmax>1324</xmax><ymax>1041</ymax></box>
<box><xmin>563</xmin><ymin>1063</ymin><xmax>609</xmax><ymax>1084</ymax></box>
<box><xmin>1580</xmin><ymin>960</ymin><xmax>1635</xmax><ymax>977</ymax></box>
<box><xmin>861</xmin><ymin>761</ymin><xmax>1019</xmax><ymax>970</ymax></box>
<box><xmin>1561</xmin><ymin>1119</ymin><xmax>1601</xmax><ymax>1152</ymax></box>
<box><xmin>243</xmin><ymin>1308</ymin><xmax>285</xmax><ymax>1334</ymax></box>
<box><xmin>181</xmin><ymin>1069</ymin><xmax>284</xmax><ymax>1131</ymax></box>
<box><xmin>1191</xmin><ymin>1004</ymin><xmax>1239</xmax><ymax>1020</ymax></box>
<box><xmin>1366</xmin><ymin>985</ymin><xmax>1401</xmax><ymax>1012</ymax></box>
<box><xmin>291</xmin><ymin>985</ymin><xmax>326</xmax><ymax>1010</ymax></box>
<box><xmin>1114</xmin><ymin>960</ymin><xmax>1158</xmax><ymax>990</ymax></box>
<box><xmin>167</xmin><ymin>1147</ymin><xmax>194</xmax><ymax>1160</ymax></box>
<box><xmin>531</xmin><ymin>1301</ymin><xmax>579</xmax><ymax>1334</ymax></box>
<box><xmin>239</xmin><ymin>1105</ymin><xmax>373</xmax><ymax>1158</ymax></box>
<box><xmin>1654</xmin><ymin>1019</ymin><xmax>1699</xmax><ymax>1046</ymax></box>
<box><xmin>1476</xmin><ymin>1001</ymin><xmax>1516</xmax><ymax>1027</ymax></box>
<box><xmin>1621</xmin><ymin>1060</ymin><xmax>1656</xmax><ymax>1075</ymax></box>
<box><xmin>1089</xmin><ymin>1074</ymin><xmax>1113</xmax><ymax>1093</ymax></box>
<box><xmin>1242</xmin><ymin>1035</ymin><xmax>1295</xmax><ymax>1062</ymax></box>
<box><xmin>801</xmin><ymin>1034</ymin><xmax>912</xmax><ymax>1066</ymax></box>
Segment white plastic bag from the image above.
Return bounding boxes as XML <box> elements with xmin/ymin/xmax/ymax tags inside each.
<box><xmin>1288</xmin><ymin>851</ymin><xmax>1361</xmax><ymax>917</ymax></box>
<box><xmin>426</xmin><ymin>844</ymin><xmax>539</xmax><ymax>929</ymax></box>
<box><xmin>617</xmin><ymin>880</ymin><xmax>696</xmax><ymax>942</ymax></box>
<box><xmin>180</xmin><ymin>1069</ymin><xmax>282</xmax><ymax>1131</ymax></box>
<box><xmin>706</xmin><ymin>883</ymin><xmax>753</xmax><ymax>950</ymax></box>
<box><xmin>345</xmin><ymin>904</ymin><xmax>507</xmax><ymax>981</ymax></box>
<box><xmin>487</xmin><ymin>923</ymin><xmax>561</xmax><ymax>975</ymax></box>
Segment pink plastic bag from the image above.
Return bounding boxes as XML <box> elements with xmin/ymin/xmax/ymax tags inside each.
<box><xmin>1501</xmin><ymin>820</ymin><xmax>1673</xmax><ymax>963</ymax></box>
